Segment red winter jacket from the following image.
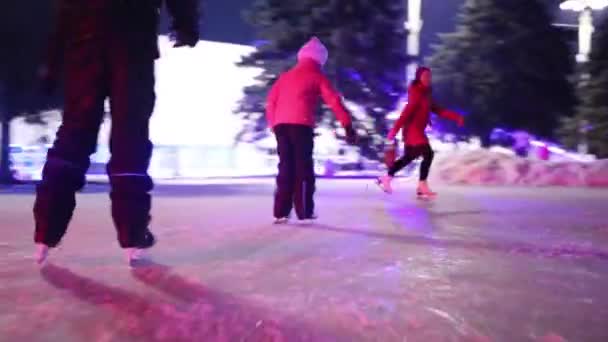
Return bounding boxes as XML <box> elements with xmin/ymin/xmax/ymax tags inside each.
<box><xmin>266</xmin><ymin>59</ymin><xmax>352</xmax><ymax>128</ymax></box>
<box><xmin>388</xmin><ymin>82</ymin><xmax>462</xmax><ymax>145</ymax></box>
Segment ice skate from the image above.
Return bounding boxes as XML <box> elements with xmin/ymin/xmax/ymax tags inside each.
<box><xmin>127</xmin><ymin>248</ymin><xmax>154</xmax><ymax>268</ymax></box>
<box><xmin>416</xmin><ymin>181</ymin><xmax>437</xmax><ymax>199</ymax></box>
<box><xmin>376</xmin><ymin>175</ymin><xmax>393</xmax><ymax>194</ymax></box>
<box><xmin>274</xmin><ymin>217</ymin><xmax>289</xmax><ymax>224</ymax></box>
<box><xmin>35</xmin><ymin>243</ymin><xmax>49</xmax><ymax>265</ymax></box>
<box><xmin>297</xmin><ymin>213</ymin><xmax>318</xmax><ymax>225</ymax></box>
<box><xmin>126</xmin><ymin>229</ymin><xmax>156</xmax><ymax>268</ymax></box>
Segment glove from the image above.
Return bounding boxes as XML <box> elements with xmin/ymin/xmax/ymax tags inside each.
<box><xmin>456</xmin><ymin>115</ymin><xmax>465</xmax><ymax>127</ymax></box>
<box><xmin>384</xmin><ymin>139</ymin><xmax>397</xmax><ymax>167</ymax></box>
<box><xmin>384</xmin><ymin>138</ymin><xmax>397</xmax><ymax>151</ymax></box>
<box><xmin>344</xmin><ymin>124</ymin><xmax>357</xmax><ymax>145</ymax></box>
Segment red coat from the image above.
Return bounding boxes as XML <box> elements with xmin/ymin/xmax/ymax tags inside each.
<box><xmin>266</xmin><ymin>59</ymin><xmax>352</xmax><ymax>128</ymax></box>
<box><xmin>388</xmin><ymin>83</ymin><xmax>462</xmax><ymax>146</ymax></box>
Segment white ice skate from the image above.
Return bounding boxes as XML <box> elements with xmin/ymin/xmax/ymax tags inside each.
<box><xmin>35</xmin><ymin>243</ymin><xmax>49</xmax><ymax>265</ymax></box>
<box><xmin>416</xmin><ymin>181</ymin><xmax>437</xmax><ymax>200</ymax></box>
<box><xmin>297</xmin><ymin>214</ymin><xmax>318</xmax><ymax>225</ymax></box>
<box><xmin>126</xmin><ymin>230</ymin><xmax>156</xmax><ymax>268</ymax></box>
<box><xmin>376</xmin><ymin>175</ymin><xmax>393</xmax><ymax>194</ymax></box>
<box><xmin>273</xmin><ymin>217</ymin><xmax>289</xmax><ymax>224</ymax></box>
<box><xmin>126</xmin><ymin>248</ymin><xmax>149</xmax><ymax>268</ymax></box>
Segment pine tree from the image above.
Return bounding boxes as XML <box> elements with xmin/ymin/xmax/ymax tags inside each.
<box><xmin>236</xmin><ymin>0</ymin><xmax>408</xmax><ymax>160</ymax></box>
<box><xmin>559</xmin><ymin>17</ymin><xmax>608</xmax><ymax>158</ymax></box>
<box><xmin>427</xmin><ymin>0</ymin><xmax>575</xmax><ymax>145</ymax></box>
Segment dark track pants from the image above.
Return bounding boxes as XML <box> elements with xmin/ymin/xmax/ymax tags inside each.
<box><xmin>33</xmin><ymin>41</ymin><xmax>155</xmax><ymax>248</ymax></box>
<box><xmin>273</xmin><ymin>124</ymin><xmax>315</xmax><ymax>220</ymax></box>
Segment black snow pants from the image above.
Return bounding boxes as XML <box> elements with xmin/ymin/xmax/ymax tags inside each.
<box><xmin>33</xmin><ymin>37</ymin><xmax>156</xmax><ymax>248</ymax></box>
<box><xmin>273</xmin><ymin>124</ymin><xmax>315</xmax><ymax>220</ymax></box>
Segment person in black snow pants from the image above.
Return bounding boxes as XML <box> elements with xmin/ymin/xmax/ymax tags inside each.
<box><xmin>33</xmin><ymin>0</ymin><xmax>200</xmax><ymax>266</ymax></box>
<box><xmin>266</xmin><ymin>37</ymin><xmax>357</xmax><ymax>224</ymax></box>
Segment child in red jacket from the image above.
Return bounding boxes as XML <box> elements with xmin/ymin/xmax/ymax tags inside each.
<box><xmin>377</xmin><ymin>66</ymin><xmax>464</xmax><ymax>197</ymax></box>
<box><xmin>267</xmin><ymin>37</ymin><xmax>356</xmax><ymax>223</ymax></box>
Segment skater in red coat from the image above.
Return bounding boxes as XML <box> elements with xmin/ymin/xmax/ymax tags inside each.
<box><xmin>267</xmin><ymin>37</ymin><xmax>357</xmax><ymax>223</ymax></box>
<box><xmin>376</xmin><ymin>66</ymin><xmax>464</xmax><ymax>196</ymax></box>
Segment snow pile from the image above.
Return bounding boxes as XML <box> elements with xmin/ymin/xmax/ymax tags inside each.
<box><xmin>429</xmin><ymin>149</ymin><xmax>608</xmax><ymax>187</ymax></box>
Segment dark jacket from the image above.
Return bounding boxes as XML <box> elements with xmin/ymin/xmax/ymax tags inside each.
<box><xmin>45</xmin><ymin>0</ymin><xmax>199</xmax><ymax>77</ymax></box>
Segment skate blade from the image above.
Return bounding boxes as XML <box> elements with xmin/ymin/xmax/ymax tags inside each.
<box><xmin>292</xmin><ymin>213</ymin><xmax>317</xmax><ymax>225</ymax></box>
<box><xmin>35</xmin><ymin>255</ymin><xmax>48</xmax><ymax>266</ymax></box>
<box><xmin>126</xmin><ymin>247</ymin><xmax>155</xmax><ymax>268</ymax></box>
<box><xmin>273</xmin><ymin>218</ymin><xmax>289</xmax><ymax>225</ymax></box>
<box><xmin>128</xmin><ymin>257</ymin><xmax>155</xmax><ymax>269</ymax></box>
<box><xmin>375</xmin><ymin>179</ymin><xmax>392</xmax><ymax>194</ymax></box>
<box><xmin>296</xmin><ymin>219</ymin><xmax>316</xmax><ymax>226</ymax></box>
<box><xmin>416</xmin><ymin>193</ymin><xmax>437</xmax><ymax>200</ymax></box>
<box><xmin>34</xmin><ymin>247</ymin><xmax>49</xmax><ymax>266</ymax></box>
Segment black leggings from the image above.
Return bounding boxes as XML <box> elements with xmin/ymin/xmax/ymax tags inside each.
<box><xmin>388</xmin><ymin>144</ymin><xmax>434</xmax><ymax>181</ymax></box>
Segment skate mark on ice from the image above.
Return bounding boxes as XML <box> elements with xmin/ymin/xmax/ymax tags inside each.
<box><xmin>537</xmin><ymin>332</ymin><xmax>567</xmax><ymax>342</ymax></box>
<box><xmin>40</xmin><ymin>263</ymin><xmax>349</xmax><ymax>341</ymax></box>
<box><xmin>293</xmin><ymin>224</ymin><xmax>608</xmax><ymax>261</ymax></box>
<box><xmin>0</xmin><ymin>243</ymin><xmax>20</xmax><ymax>255</ymax></box>
<box><xmin>428</xmin><ymin>209</ymin><xmax>486</xmax><ymax>218</ymax></box>
<box><xmin>426</xmin><ymin>307</ymin><xmax>464</xmax><ymax>334</ymax></box>
<box><xmin>425</xmin><ymin>307</ymin><xmax>485</xmax><ymax>338</ymax></box>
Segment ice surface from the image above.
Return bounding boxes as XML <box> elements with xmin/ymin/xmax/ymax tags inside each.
<box><xmin>1</xmin><ymin>180</ymin><xmax>607</xmax><ymax>341</ymax></box>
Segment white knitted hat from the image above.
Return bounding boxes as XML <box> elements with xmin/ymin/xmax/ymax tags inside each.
<box><xmin>297</xmin><ymin>36</ymin><xmax>328</xmax><ymax>66</ymax></box>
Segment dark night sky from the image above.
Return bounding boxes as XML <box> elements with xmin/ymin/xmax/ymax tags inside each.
<box><xmin>188</xmin><ymin>1</ymin><xmax>602</xmax><ymax>58</ymax></box>
<box><xmin>199</xmin><ymin>0</ymin><xmax>254</xmax><ymax>44</ymax></box>
<box><xmin>196</xmin><ymin>0</ymin><xmax>463</xmax><ymax>58</ymax></box>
